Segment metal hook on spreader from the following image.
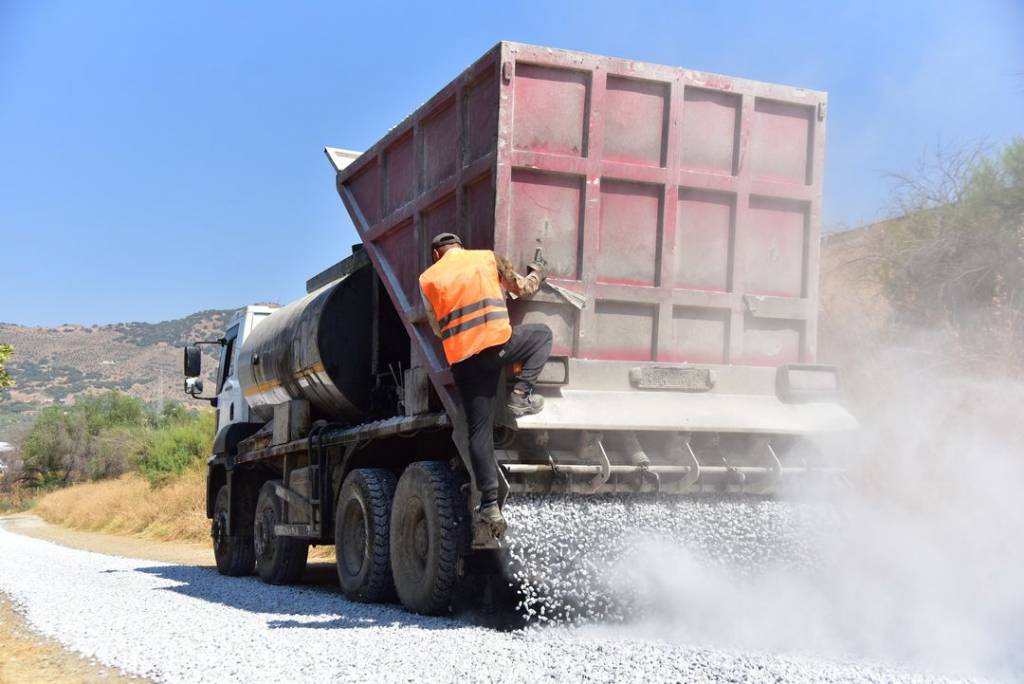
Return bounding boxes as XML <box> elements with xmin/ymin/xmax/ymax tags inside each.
<box><xmin>543</xmin><ymin>448</ymin><xmax>570</xmax><ymax>493</ymax></box>
<box><xmin>669</xmin><ymin>432</ymin><xmax>702</xmax><ymax>492</ymax></box>
<box><xmin>578</xmin><ymin>431</ymin><xmax>611</xmax><ymax>494</ymax></box>
<box><xmin>495</xmin><ymin>458</ymin><xmax>512</xmax><ymax>508</ymax></box>
<box><xmin>753</xmin><ymin>441</ymin><xmax>783</xmax><ymax>495</ymax></box>
<box><xmin>719</xmin><ymin>451</ymin><xmax>747</xmax><ymax>492</ymax></box>
<box><xmin>639</xmin><ymin>463</ymin><xmax>661</xmax><ymax>493</ymax></box>
<box><xmin>620</xmin><ymin>431</ymin><xmax>654</xmax><ymax>493</ymax></box>
<box><xmin>543</xmin><ymin>450</ymin><xmax>557</xmax><ymax>493</ymax></box>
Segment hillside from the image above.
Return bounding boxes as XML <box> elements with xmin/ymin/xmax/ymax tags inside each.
<box><xmin>0</xmin><ymin>310</ymin><xmax>235</xmax><ymax>440</ymax></box>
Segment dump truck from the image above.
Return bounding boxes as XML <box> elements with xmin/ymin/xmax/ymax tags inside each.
<box><xmin>183</xmin><ymin>42</ymin><xmax>855</xmax><ymax>616</ymax></box>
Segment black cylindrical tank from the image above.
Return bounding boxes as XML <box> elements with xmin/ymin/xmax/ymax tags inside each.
<box><xmin>237</xmin><ymin>265</ymin><xmax>374</xmax><ymax>423</ymax></box>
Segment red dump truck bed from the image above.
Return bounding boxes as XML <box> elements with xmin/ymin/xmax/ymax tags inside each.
<box><xmin>330</xmin><ymin>42</ymin><xmax>827</xmax><ymax>381</ymax></box>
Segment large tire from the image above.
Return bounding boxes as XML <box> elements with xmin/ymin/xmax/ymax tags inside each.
<box><xmin>254</xmin><ymin>480</ymin><xmax>309</xmax><ymax>585</ymax></box>
<box><xmin>212</xmin><ymin>484</ymin><xmax>256</xmax><ymax>576</ymax></box>
<box><xmin>390</xmin><ymin>461</ymin><xmax>468</xmax><ymax>615</ymax></box>
<box><xmin>335</xmin><ymin>468</ymin><xmax>397</xmax><ymax>602</ymax></box>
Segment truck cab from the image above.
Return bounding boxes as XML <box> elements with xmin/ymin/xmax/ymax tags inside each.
<box><xmin>213</xmin><ymin>305</ymin><xmax>277</xmax><ymax>434</ymax></box>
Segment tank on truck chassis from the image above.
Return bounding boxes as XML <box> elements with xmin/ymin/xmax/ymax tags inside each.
<box><xmin>183</xmin><ymin>42</ymin><xmax>855</xmax><ymax>616</ymax></box>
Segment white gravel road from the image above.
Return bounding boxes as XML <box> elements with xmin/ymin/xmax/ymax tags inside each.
<box><xmin>0</xmin><ymin>522</ymin><xmax>979</xmax><ymax>684</ymax></box>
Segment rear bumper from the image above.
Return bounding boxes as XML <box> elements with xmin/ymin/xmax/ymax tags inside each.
<box><xmin>513</xmin><ymin>389</ymin><xmax>857</xmax><ymax>433</ymax></box>
<box><xmin>515</xmin><ymin>359</ymin><xmax>857</xmax><ymax>434</ymax></box>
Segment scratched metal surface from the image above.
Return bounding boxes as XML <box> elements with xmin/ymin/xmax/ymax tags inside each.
<box><xmin>334</xmin><ymin>42</ymin><xmax>826</xmax><ymax>382</ymax></box>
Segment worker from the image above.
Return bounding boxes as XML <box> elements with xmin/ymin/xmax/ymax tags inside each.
<box><xmin>419</xmin><ymin>232</ymin><xmax>552</xmax><ymax>538</ymax></box>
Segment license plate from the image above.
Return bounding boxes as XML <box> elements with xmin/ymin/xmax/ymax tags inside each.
<box><xmin>629</xmin><ymin>366</ymin><xmax>713</xmax><ymax>391</ymax></box>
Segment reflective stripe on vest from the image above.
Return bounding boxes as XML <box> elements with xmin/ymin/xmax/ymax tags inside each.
<box><xmin>440</xmin><ymin>308</ymin><xmax>510</xmax><ymax>340</ymax></box>
<box><xmin>419</xmin><ymin>249</ymin><xmax>512</xmax><ymax>364</ymax></box>
<box><xmin>437</xmin><ymin>297</ymin><xmax>507</xmax><ymax>329</ymax></box>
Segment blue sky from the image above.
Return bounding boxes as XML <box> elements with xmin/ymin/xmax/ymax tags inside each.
<box><xmin>1</xmin><ymin>1</ymin><xmax>1022</xmax><ymax>327</ymax></box>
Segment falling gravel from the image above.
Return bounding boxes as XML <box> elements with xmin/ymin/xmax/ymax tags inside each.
<box><xmin>503</xmin><ymin>494</ymin><xmax>834</xmax><ymax>624</ymax></box>
<box><xmin>0</xmin><ymin>521</ymin><xmax>981</xmax><ymax>683</ymax></box>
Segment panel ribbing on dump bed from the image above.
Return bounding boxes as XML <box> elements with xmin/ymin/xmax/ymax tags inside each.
<box><xmin>335</xmin><ymin>42</ymin><xmax>826</xmax><ymax>382</ymax></box>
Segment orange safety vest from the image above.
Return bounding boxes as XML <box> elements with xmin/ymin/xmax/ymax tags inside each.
<box><xmin>419</xmin><ymin>249</ymin><xmax>512</xmax><ymax>365</ymax></box>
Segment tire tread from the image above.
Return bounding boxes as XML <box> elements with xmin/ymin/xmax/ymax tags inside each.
<box><xmin>391</xmin><ymin>461</ymin><xmax>468</xmax><ymax>615</ymax></box>
<box><xmin>213</xmin><ymin>484</ymin><xmax>256</xmax><ymax>577</ymax></box>
<box><xmin>255</xmin><ymin>480</ymin><xmax>309</xmax><ymax>585</ymax></box>
<box><xmin>335</xmin><ymin>468</ymin><xmax>397</xmax><ymax>602</ymax></box>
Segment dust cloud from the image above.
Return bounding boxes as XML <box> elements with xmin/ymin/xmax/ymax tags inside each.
<box><xmin>591</xmin><ymin>349</ymin><xmax>1024</xmax><ymax>680</ymax></box>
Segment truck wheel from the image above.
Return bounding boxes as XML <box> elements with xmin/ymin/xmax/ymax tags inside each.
<box><xmin>335</xmin><ymin>468</ymin><xmax>397</xmax><ymax>602</ymax></box>
<box><xmin>254</xmin><ymin>480</ymin><xmax>309</xmax><ymax>585</ymax></box>
<box><xmin>390</xmin><ymin>461</ymin><xmax>468</xmax><ymax>615</ymax></box>
<box><xmin>212</xmin><ymin>484</ymin><xmax>256</xmax><ymax>576</ymax></box>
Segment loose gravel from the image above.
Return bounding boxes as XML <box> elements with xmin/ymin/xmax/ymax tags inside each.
<box><xmin>503</xmin><ymin>494</ymin><xmax>834</xmax><ymax>624</ymax></box>
<box><xmin>0</xmin><ymin>518</ymin><xmax>983</xmax><ymax>683</ymax></box>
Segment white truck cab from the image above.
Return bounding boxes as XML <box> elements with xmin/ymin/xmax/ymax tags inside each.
<box><xmin>213</xmin><ymin>305</ymin><xmax>277</xmax><ymax>433</ymax></box>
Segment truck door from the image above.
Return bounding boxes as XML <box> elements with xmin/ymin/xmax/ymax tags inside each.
<box><xmin>216</xmin><ymin>324</ymin><xmax>242</xmax><ymax>432</ymax></box>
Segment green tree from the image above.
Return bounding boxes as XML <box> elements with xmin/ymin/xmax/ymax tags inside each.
<box><xmin>20</xmin><ymin>406</ymin><xmax>93</xmax><ymax>487</ymax></box>
<box><xmin>880</xmin><ymin>139</ymin><xmax>1024</xmax><ymax>372</ymax></box>
<box><xmin>92</xmin><ymin>426</ymin><xmax>147</xmax><ymax>480</ymax></box>
<box><xmin>19</xmin><ymin>393</ymin><xmax>147</xmax><ymax>486</ymax></box>
<box><xmin>78</xmin><ymin>392</ymin><xmax>146</xmax><ymax>434</ymax></box>
<box><xmin>19</xmin><ymin>390</ymin><xmax>213</xmax><ymax>489</ymax></box>
<box><xmin>135</xmin><ymin>410</ymin><xmax>215</xmax><ymax>485</ymax></box>
<box><xmin>0</xmin><ymin>344</ymin><xmax>14</xmax><ymax>390</ymax></box>
<box><xmin>147</xmin><ymin>401</ymin><xmax>194</xmax><ymax>429</ymax></box>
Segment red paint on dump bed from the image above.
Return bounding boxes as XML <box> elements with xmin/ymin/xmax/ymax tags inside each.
<box><xmin>335</xmin><ymin>42</ymin><xmax>826</xmax><ymax>380</ymax></box>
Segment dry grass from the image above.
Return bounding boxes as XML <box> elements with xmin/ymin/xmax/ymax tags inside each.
<box><xmin>0</xmin><ymin>595</ymin><xmax>143</xmax><ymax>683</ymax></box>
<box><xmin>34</xmin><ymin>467</ymin><xmax>209</xmax><ymax>545</ymax></box>
<box><xmin>32</xmin><ymin>469</ymin><xmax>335</xmax><ymax>561</ymax></box>
<box><xmin>0</xmin><ymin>486</ymin><xmax>38</xmax><ymax>515</ymax></box>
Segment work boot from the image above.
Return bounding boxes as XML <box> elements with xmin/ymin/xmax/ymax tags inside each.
<box><xmin>476</xmin><ymin>502</ymin><xmax>507</xmax><ymax>539</ymax></box>
<box><xmin>508</xmin><ymin>388</ymin><xmax>544</xmax><ymax>417</ymax></box>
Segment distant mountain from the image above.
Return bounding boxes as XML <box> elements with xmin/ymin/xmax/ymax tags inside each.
<box><xmin>0</xmin><ymin>309</ymin><xmax>237</xmax><ymax>440</ymax></box>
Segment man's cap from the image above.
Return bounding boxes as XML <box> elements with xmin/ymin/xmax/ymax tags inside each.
<box><xmin>431</xmin><ymin>232</ymin><xmax>463</xmax><ymax>249</ymax></box>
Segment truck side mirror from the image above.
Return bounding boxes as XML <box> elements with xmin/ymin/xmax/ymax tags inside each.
<box><xmin>184</xmin><ymin>345</ymin><xmax>202</xmax><ymax>378</ymax></box>
<box><xmin>184</xmin><ymin>377</ymin><xmax>204</xmax><ymax>397</ymax></box>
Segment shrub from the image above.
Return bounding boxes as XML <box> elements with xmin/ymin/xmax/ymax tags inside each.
<box><xmin>20</xmin><ymin>406</ymin><xmax>92</xmax><ymax>487</ymax></box>
<box><xmin>880</xmin><ymin>139</ymin><xmax>1024</xmax><ymax>373</ymax></box>
<box><xmin>18</xmin><ymin>391</ymin><xmax>212</xmax><ymax>489</ymax></box>
<box><xmin>148</xmin><ymin>401</ymin><xmax>194</xmax><ymax>429</ymax></box>
<box><xmin>0</xmin><ymin>485</ymin><xmax>35</xmax><ymax>514</ymax></box>
<box><xmin>79</xmin><ymin>392</ymin><xmax>147</xmax><ymax>434</ymax></box>
<box><xmin>0</xmin><ymin>344</ymin><xmax>14</xmax><ymax>390</ymax></box>
<box><xmin>91</xmin><ymin>426</ymin><xmax>145</xmax><ymax>480</ymax></box>
<box><xmin>135</xmin><ymin>411</ymin><xmax>215</xmax><ymax>485</ymax></box>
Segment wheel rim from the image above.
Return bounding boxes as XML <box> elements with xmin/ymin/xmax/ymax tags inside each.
<box><xmin>400</xmin><ymin>496</ymin><xmax>428</xmax><ymax>582</ymax></box>
<box><xmin>340</xmin><ymin>498</ymin><xmax>368</xmax><ymax>577</ymax></box>
<box><xmin>212</xmin><ymin>510</ymin><xmax>229</xmax><ymax>553</ymax></box>
<box><xmin>413</xmin><ymin>518</ymin><xmax>428</xmax><ymax>562</ymax></box>
<box><xmin>254</xmin><ymin>503</ymin><xmax>276</xmax><ymax>560</ymax></box>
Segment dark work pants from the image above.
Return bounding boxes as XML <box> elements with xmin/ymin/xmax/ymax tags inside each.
<box><xmin>451</xmin><ymin>323</ymin><xmax>553</xmax><ymax>506</ymax></box>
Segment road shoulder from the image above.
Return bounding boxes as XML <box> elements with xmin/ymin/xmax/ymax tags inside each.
<box><xmin>0</xmin><ymin>514</ymin><xmax>213</xmax><ymax>566</ymax></box>
<box><xmin>0</xmin><ymin>593</ymin><xmax>144</xmax><ymax>684</ymax></box>
<box><xmin>0</xmin><ymin>514</ymin><xmax>206</xmax><ymax>684</ymax></box>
